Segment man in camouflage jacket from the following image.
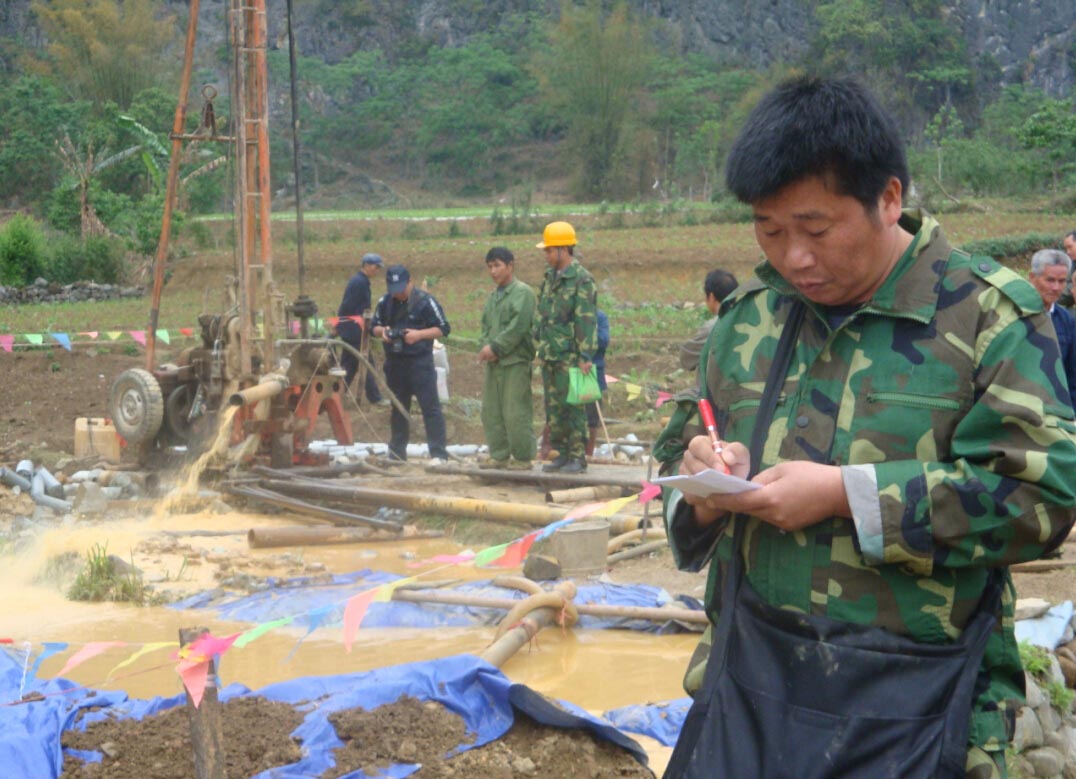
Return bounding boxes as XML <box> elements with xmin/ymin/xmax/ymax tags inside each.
<box><xmin>661</xmin><ymin>76</ymin><xmax>1076</xmax><ymax>778</ymax></box>
<box><xmin>534</xmin><ymin>221</ymin><xmax>598</xmax><ymax>473</ymax></box>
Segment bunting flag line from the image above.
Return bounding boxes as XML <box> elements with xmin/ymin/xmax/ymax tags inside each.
<box><xmin>56</xmin><ymin>641</ymin><xmax>127</xmax><ymax>678</ymax></box>
<box><xmin>49</xmin><ymin>333</ymin><xmax>72</xmax><ymax>351</ymax></box>
<box><xmin>105</xmin><ymin>642</ymin><xmax>177</xmax><ymax>681</ymax></box>
<box><xmin>233</xmin><ymin>615</ymin><xmax>297</xmax><ymax>649</ymax></box>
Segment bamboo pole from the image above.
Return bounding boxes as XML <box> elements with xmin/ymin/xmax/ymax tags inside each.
<box><xmin>259</xmin><ymin>478</ymin><xmax>647</xmax><ymax>532</ymax></box>
<box><xmin>545</xmin><ymin>484</ymin><xmax>625</xmax><ymax>503</ymax></box>
<box><xmin>429</xmin><ymin>463</ymin><xmax>642</xmax><ymax>490</ymax></box>
<box><xmin>606</xmin><ymin>539</ymin><xmax>669</xmax><ymax>564</ymax></box>
<box><xmin>389</xmin><ymin>588</ymin><xmax>707</xmax><ymax>625</ymax></box>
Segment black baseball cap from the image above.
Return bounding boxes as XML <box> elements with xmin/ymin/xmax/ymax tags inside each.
<box><xmin>386</xmin><ymin>264</ymin><xmax>410</xmax><ymax>294</ymax></box>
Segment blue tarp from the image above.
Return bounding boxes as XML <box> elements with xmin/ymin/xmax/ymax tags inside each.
<box><xmin>0</xmin><ymin>648</ymin><xmax>688</xmax><ymax>779</ymax></box>
<box><xmin>170</xmin><ymin>569</ymin><xmax>704</xmax><ymax>634</ymax></box>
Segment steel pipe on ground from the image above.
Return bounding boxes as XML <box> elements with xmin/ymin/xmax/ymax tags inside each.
<box><xmin>247</xmin><ymin>525</ymin><xmax>444</xmax><ymax>548</ymax></box>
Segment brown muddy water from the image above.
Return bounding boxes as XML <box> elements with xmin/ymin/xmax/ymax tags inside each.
<box><xmin>0</xmin><ymin>505</ymin><xmax>694</xmax><ymax>772</ymax></box>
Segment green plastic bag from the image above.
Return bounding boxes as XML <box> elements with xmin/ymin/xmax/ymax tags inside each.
<box><xmin>566</xmin><ymin>366</ymin><xmax>601</xmax><ymax>405</ymax></box>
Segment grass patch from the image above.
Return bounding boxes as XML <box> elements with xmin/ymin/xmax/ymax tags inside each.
<box><xmin>67</xmin><ymin>542</ymin><xmax>156</xmax><ymax>605</ymax></box>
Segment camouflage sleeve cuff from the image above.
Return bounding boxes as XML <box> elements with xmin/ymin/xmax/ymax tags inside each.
<box><xmin>664</xmin><ymin>491</ymin><xmax>721</xmax><ymax>572</ymax></box>
<box><xmin>844</xmin><ymin>464</ymin><xmax>884</xmax><ymax>564</ymax></box>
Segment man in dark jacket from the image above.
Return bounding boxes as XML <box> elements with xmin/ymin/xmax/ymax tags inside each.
<box><xmin>1029</xmin><ymin>248</ymin><xmax>1076</xmax><ymax>410</ymax></box>
<box><xmin>336</xmin><ymin>252</ymin><xmax>384</xmax><ymax>404</ymax></box>
<box><xmin>371</xmin><ymin>265</ymin><xmax>451</xmax><ymax>465</ymax></box>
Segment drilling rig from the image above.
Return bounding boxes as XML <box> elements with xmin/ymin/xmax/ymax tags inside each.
<box><xmin>107</xmin><ymin>0</ymin><xmax>353</xmax><ymax>467</ymax></box>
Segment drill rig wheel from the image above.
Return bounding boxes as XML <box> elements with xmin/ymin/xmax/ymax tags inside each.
<box><xmin>109</xmin><ymin>368</ymin><xmax>164</xmax><ymax>444</ymax></box>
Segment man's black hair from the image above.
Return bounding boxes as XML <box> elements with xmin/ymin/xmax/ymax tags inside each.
<box><xmin>1066</xmin><ymin>230</ymin><xmax>1076</xmax><ymax>243</ymax></box>
<box><xmin>725</xmin><ymin>76</ymin><xmax>908</xmax><ymax>212</ymax></box>
<box><xmin>485</xmin><ymin>246</ymin><xmax>514</xmax><ymax>264</ymax></box>
<box><xmin>704</xmin><ymin>269</ymin><xmax>738</xmax><ymax>302</ymax></box>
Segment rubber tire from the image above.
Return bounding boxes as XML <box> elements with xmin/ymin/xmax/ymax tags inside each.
<box><xmin>163</xmin><ymin>383</ymin><xmax>196</xmax><ymax>443</ymax></box>
<box><xmin>109</xmin><ymin>368</ymin><xmax>164</xmax><ymax>444</ymax></box>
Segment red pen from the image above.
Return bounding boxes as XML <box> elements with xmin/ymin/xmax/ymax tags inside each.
<box><xmin>697</xmin><ymin>398</ymin><xmax>731</xmax><ymax>474</ymax></box>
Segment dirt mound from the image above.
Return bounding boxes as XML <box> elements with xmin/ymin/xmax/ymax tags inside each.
<box><xmin>61</xmin><ymin>696</ymin><xmax>304</xmax><ymax>778</ymax></box>
<box><xmin>327</xmin><ymin>696</ymin><xmax>653</xmax><ymax>779</ymax></box>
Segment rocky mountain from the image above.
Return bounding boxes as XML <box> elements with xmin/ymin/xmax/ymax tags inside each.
<box><xmin>2</xmin><ymin>1</ymin><xmax>1073</xmax><ymax>99</ymax></box>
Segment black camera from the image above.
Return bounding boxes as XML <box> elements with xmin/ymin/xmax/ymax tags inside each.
<box><xmin>385</xmin><ymin>326</ymin><xmax>405</xmax><ymax>354</ymax></box>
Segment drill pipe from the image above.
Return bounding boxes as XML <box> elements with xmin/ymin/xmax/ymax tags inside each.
<box><xmin>228</xmin><ymin>376</ymin><xmax>288</xmax><ymax>407</ymax></box>
<box><xmin>247</xmin><ymin>525</ymin><xmax>443</xmax><ymax>548</ymax></box>
<box><xmin>259</xmin><ymin>478</ymin><xmax>647</xmax><ymax>533</ymax></box>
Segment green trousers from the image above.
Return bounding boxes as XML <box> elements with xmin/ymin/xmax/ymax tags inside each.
<box><xmin>540</xmin><ymin>360</ymin><xmax>587</xmax><ymax>459</ymax></box>
<box><xmin>481</xmin><ymin>361</ymin><xmax>536</xmax><ymax>462</ymax></box>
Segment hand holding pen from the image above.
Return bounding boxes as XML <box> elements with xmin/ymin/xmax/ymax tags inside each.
<box><xmin>697</xmin><ymin>398</ymin><xmax>731</xmax><ymax>475</ymax></box>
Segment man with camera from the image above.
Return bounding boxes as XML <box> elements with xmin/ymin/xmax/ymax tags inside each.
<box><xmin>371</xmin><ymin>264</ymin><xmax>451</xmax><ymax>465</ymax></box>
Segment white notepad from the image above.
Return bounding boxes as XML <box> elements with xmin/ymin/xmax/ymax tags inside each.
<box><xmin>652</xmin><ymin>468</ymin><xmax>760</xmax><ymax>498</ymax></box>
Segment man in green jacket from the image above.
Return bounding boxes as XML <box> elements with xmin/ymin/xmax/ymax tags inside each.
<box><xmin>659</xmin><ymin>76</ymin><xmax>1076</xmax><ymax>778</ymax></box>
<box><xmin>534</xmin><ymin>221</ymin><xmax>598</xmax><ymax>474</ymax></box>
<box><xmin>478</xmin><ymin>247</ymin><xmax>537</xmax><ymax>469</ymax></box>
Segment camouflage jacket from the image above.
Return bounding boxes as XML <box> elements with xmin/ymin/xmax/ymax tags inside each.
<box><xmin>663</xmin><ymin>211</ymin><xmax>1076</xmax><ymax>752</ymax></box>
<box><xmin>481</xmin><ymin>279</ymin><xmax>536</xmax><ymax>367</ymax></box>
<box><xmin>534</xmin><ymin>259</ymin><xmax>597</xmax><ymax>363</ymax></box>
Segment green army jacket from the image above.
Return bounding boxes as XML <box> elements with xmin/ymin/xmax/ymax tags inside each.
<box><xmin>663</xmin><ymin>211</ymin><xmax>1076</xmax><ymax>751</ymax></box>
<box><xmin>480</xmin><ymin>279</ymin><xmax>536</xmax><ymax>367</ymax></box>
<box><xmin>534</xmin><ymin>259</ymin><xmax>598</xmax><ymax>363</ymax></box>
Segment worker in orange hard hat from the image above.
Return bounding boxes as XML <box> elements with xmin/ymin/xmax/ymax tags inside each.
<box><xmin>532</xmin><ymin>221</ymin><xmax>598</xmax><ymax>473</ymax></box>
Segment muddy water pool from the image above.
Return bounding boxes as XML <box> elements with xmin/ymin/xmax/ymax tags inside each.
<box><xmin>1</xmin><ymin>507</ymin><xmax>695</xmax><ymax>773</ymax></box>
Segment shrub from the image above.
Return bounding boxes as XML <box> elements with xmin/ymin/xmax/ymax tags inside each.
<box><xmin>45</xmin><ymin>234</ymin><xmax>127</xmax><ymax>284</ymax></box>
<box><xmin>960</xmin><ymin>232</ymin><xmax>1060</xmax><ymax>264</ymax></box>
<box><xmin>0</xmin><ymin>213</ymin><xmax>47</xmax><ymax>285</ymax></box>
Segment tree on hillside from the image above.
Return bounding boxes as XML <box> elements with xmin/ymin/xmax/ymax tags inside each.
<box><xmin>532</xmin><ymin>0</ymin><xmax>654</xmax><ymax>199</ymax></box>
<box><xmin>30</xmin><ymin>0</ymin><xmax>174</xmax><ymax>109</ymax></box>
<box><xmin>1017</xmin><ymin>98</ymin><xmax>1076</xmax><ymax>193</ymax></box>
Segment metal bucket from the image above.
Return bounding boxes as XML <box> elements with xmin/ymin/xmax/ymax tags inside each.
<box><xmin>552</xmin><ymin>518</ymin><xmax>610</xmax><ymax>577</ymax></box>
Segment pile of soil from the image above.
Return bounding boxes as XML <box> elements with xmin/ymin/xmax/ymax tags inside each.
<box><xmin>59</xmin><ymin>694</ymin><xmax>653</xmax><ymax>779</ymax></box>
<box><xmin>61</xmin><ymin>696</ymin><xmax>304</xmax><ymax>778</ymax></box>
<box><xmin>327</xmin><ymin>696</ymin><xmax>653</xmax><ymax>779</ymax></box>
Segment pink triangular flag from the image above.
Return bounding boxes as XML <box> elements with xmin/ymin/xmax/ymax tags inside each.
<box><xmin>654</xmin><ymin>391</ymin><xmax>673</xmax><ymax>409</ymax></box>
<box><xmin>178</xmin><ymin>632</ymin><xmax>239</xmax><ymax>671</ymax></box>
<box><xmin>638</xmin><ymin>481</ymin><xmax>662</xmax><ymax>503</ymax></box>
<box><xmin>78</xmin><ymin>331</ymin><xmax>99</xmax><ymax>339</ymax></box>
<box><xmin>179</xmin><ymin>660</ymin><xmax>211</xmax><ymax>708</ymax></box>
<box><xmin>128</xmin><ymin>331</ymin><xmax>146</xmax><ymax>346</ymax></box>
<box><xmin>343</xmin><ymin>588</ymin><xmax>379</xmax><ymax>652</ymax></box>
<box><xmin>56</xmin><ymin>641</ymin><xmax>126</xmax><ymax>678</ymax></box>
<box><xmin>0</xmin><ymin>335</ymin><xmax>13</xmax><ymax>353</ymax></box>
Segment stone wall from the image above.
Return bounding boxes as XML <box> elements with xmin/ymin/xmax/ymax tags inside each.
<box><xmin>0</xmin><ymin>279</ymin><xmax>144</xmax><ymax>305</ymax></box>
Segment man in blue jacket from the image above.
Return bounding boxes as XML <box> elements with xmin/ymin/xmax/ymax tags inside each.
<box><xmin>1029</xmin><ymin>248</ymin><xmax>1076</xmax><ymax>410</ymax></box>
<box><xmin>371</xmin><ymin>265</ymin><xmax>452</xmax><ymax>465</ymax></box>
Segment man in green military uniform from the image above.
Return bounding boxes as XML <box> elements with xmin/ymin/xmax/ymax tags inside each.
<box><xmin>534</xmin><ymin>221</ymin><xmax>598</xmax><ymax>474</ymax></box>
<box><xmin>478</xmin><ymin>247</ymin><xmax>537</xmax><ymax>470</ymax></box>
<box><xmin>659</xmin><ymin>76</ymin><xmax>1076</xmax><ymax>778</ymax></box>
